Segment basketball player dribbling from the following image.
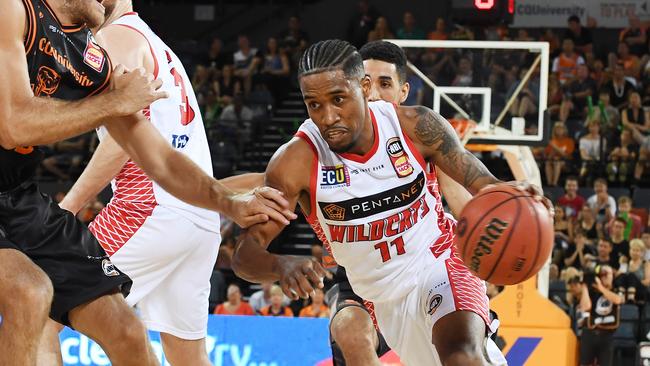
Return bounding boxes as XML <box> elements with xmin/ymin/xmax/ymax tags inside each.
<box><xmin>326</xmin><ymin>40</ymin><xmax>504</xmax><ymax>366</ymax></box>
<box><xmin>38</xmin><ymin>1</ymin><xmax>284</xmax><ymax>364</ymax></box>
<box><xmin>0</xmin><ymin>0</ymin><xmax>294</xmax><ymax>365</ymax></box>
<box><xmin>232</xmin><ymin>39</ymin><xmax>551</xmax><ymax>365</ymax></box>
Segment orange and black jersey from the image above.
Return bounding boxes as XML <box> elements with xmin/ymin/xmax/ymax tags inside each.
<box><xmin>0</xmin><ymin>0</ymin><xmax>112</xmax><ymax>191</ymax></box>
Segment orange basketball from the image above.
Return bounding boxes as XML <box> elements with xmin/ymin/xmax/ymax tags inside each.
<box><xmin>455</xmin><ymin>184</ymin><xmax>554</xmax><ymax>285</ymax></box>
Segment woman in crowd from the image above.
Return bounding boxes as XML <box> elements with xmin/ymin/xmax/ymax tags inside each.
<box><xmin>616</xmin><ymin>239</ymin><xmax>650</xmax><ymax>303</ymax></box>
<box><xmin>260</xmin><ymin>285</ymin><xmax>294</xmax><ymax>317</ymax></box>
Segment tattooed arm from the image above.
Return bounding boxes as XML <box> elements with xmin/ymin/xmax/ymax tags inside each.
<box><xmin>398</xmin><ymin>105</ymin><xmax>500</xmax><ymax>194</ymax></box>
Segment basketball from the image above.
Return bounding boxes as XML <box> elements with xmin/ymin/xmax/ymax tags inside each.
<box><xmin>455</xmin><ymin>184</ymin><xmax>554</xmax><ymax>286</ymax></box>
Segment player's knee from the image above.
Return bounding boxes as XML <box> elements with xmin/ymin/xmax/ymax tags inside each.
<box><xmin>11</xmin><ymin>269</ymin><xmax>53</xmax><ymax>314</ymax></box>
<box><xmin>331</xmin><ymin>307</ymin><xmax>375</xmax><ymax>350</ymax></box>
<box><xmin>117</xmin><ymin>317</ymin><xmax>149</xmax><ymax>348</ymax></box>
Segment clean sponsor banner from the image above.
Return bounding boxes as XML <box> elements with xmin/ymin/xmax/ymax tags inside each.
<box><xmin>513</xmin><ymin>0</ymin><xmax>588</xmax><ymax>28</ymax></box>
<box><xmin>61</xmin><ymin>315</ymin><xmax>331</xmax><ymax>366</ymax></box>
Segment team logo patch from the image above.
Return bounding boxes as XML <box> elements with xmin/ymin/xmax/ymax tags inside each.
<box><xmin>386</xmin><ymin>137</ymin><xmax>413</xmax><ymax>178</ymax></box>
<box><xmin>102</xmin><ymin>259</ymin><xmax>120</xmax><ymax>277</ymax></box>
<box><xmin>33</xmin><ymin>66</ymin><xmax>60</xmax><ymax>96</ymax></box>
<box><xmin>427</xmin><ymin>294</ymin><xmax>443</xmax><ymax>315</ymax></box>
<box><xmin>320</xmin><ymin>165</ymin><xmax>350</xmax><ymax>188</ymax></box>
<box><xmin>83</xmin><ymin>33</ymin><xmax>105</xmax><ymax>72</ymax></box>
<box><xmin>322</xmin><ymin>204</ymin><xmax>346</xmax><ymax>221</ymax></box>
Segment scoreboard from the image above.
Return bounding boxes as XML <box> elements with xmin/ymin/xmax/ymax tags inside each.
<box><xmin>451</xmin><ymin>0</ymin><xmax>515</xmax><ymax>25</ymax></box>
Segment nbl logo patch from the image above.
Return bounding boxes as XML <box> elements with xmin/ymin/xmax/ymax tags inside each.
<box><xmin>386</xmin><ymin>137</ymin><xmax>413</xmax><ymax>178</ymax></box>
<box><xmin>320</xmin><ymin>165</ymin><xmax>350</xmax><ymax>189</ymax></box>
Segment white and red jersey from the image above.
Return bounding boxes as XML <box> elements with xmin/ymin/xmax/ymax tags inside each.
<box><xmin>91</xmin><ymin>13</ymin><xmax>219</xmax><ymax>255</ymax></box>
<box><xmin>297</xmin><ymin>101</ymin><xmax>454</xmax><ymax>302</ymax></box>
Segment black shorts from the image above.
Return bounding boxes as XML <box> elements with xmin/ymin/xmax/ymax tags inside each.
<box><xmin>326</xmin><ymin>267</ymin><xmax>391</xmax><ymax>365</ymax></box>
<box><xmin>579</xmin><ymin>328</ymin><xmax>614</xmax><ymax>366</ymax></box>
<box><xmin>0</xmin><ymin>181</ymin><xmax>131</xmax><ymax>325</ymax></box>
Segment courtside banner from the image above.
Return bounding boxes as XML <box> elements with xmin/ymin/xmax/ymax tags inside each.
<box><xmin>60</xmin><ymin>315</ymin><xmax>331</xmax><ymax>366</ymax></box>
<box><xmin>513</xmin><ymin>0</ymin><xmax>588</xmax><ymax>27</ymax></box>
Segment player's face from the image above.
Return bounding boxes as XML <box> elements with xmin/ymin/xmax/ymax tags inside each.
<box><xmin>63</xmin><ymin>0</ymin><xmax>106</xmax><ymax>28</ymax></box>
<box><xmin>363</xmin><ymin>59</ymin><xmax>409</xmax><ymax>105</ymax></box>
<box><xmin>300</xmin><ymin>70</ymin><xmax>371</xmax><ymax>153</ymax></box>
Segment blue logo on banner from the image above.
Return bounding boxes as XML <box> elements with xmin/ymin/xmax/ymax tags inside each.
<box><xmin>60</xmin><ymin>315</ymin><xmax>331</xmax><ymax>366</ymax></box>
<box><xmin>505</xmin><ymin>337</ymin><xmax>542</xmax><ymax>366</ymax></box>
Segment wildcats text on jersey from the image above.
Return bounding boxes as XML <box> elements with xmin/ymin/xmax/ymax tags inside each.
<box><xmin>318</xmin><ymin>171</ymin><xmax>425</xmax><ymax>221</ymax></box>
<box><xmin>328</xmin><ymin>194</ymin><xmax>430</xmax><ymax>243</ymax></box>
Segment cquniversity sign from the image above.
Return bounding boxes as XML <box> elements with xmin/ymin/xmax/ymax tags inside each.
<box><xmin>60</xmin><ymin>315</ymin><xmax>331</xmax><ymax>366</ymax></box>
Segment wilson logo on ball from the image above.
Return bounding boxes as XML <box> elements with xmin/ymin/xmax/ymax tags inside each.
<box><xmin>470</xmin><ymin>218</ymin><xmax>508</xmax><ymax>273</ymax></box>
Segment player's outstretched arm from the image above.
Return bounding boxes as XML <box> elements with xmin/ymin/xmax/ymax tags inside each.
<box><xmin>0</xmin><ymin>0</ymin><xmax>166</xmax><ymax>149</ymax></box>
<box><xmin>398</xmin><ymin>105</ymin><xmax>500</xmax><ymax>194</ymax></box>
<box><xmin>103</xmin><ymin>114</ymin><xmax>296</xmax><ymax>227</ymax></box>
<box><xmin>59</xmin><ymin>133</ymin><xmax>129</xmax><ymax>214</ymax></box>
<box><xmin>220</xmin><ymin>173</ymin><xmax>265</xmax><ymax>193</ymax></box>
<box><xmin>232</xmin><ymin>139</ymin><xmax>327</xmax><ymax>300</ymax></box>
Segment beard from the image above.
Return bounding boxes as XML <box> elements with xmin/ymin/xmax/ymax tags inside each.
<box><xmin>328</xmin><ymin>140</ymin><xmax>357</xmax><ymax>154</ymax></box>
<box><xmin>62</xmin><ymin>0</ymin><xmax>105</xmax><ymax>28</ymax></box>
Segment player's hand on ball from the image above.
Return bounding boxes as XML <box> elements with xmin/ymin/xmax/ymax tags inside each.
<box><xmin>109</xmin><ymin>64</ymin><xmax>169</xmax><ymax>116</ymax></box>
<box><xmin>276</xmin><ymin>255</ymin><xmax>327</xmax><ymax>300</ymax></box>
<box><xmin>487</xmin><ymin>181</ymin><xmax>554</xmax><ymax>217</ymax></box>
<box><xmin>228</xmin><ymin>187</ymin><xmax>298</xmax><ymax>228</ymax></box>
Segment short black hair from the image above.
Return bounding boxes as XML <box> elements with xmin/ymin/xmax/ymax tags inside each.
<box><xmin>568</xmin><ymin>15</ymin><xmax>580</xmax><ymax>24</ymax></box>
<box><xmin>298</xmin><ymin>39</ymin><xmax>364</xmax><ymax>80</ymax></box>
<box><xmin>565</xmin><ymin>175</ymin><xmax>579</xmax><ymax>183</ymax></box>
<box><xmin>359</xmin><ymin>41</ymin><xmax>408</xmax><ymax>84</ymax></box>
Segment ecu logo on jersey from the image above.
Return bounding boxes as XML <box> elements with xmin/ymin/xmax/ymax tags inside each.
<box><xmin>322</xmin><ymin>204</ymin><xmax>346</xmax><ymax>221</ymax></box>
<box><xmin>321</xmin><ymin>165</ymin><xmax>350</xmax><ymax>188</ymax></box>
<box><xmin>386</xmin><ymin>137</ymin><xmax>413</xmax><ymax>178</ymax></box>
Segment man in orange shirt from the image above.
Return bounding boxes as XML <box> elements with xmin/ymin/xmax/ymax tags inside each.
<box><xmin>214</xmin><ymin>284</ymin><xmax>255</xmax><ymax>316</ymax></box>
<box><xmin>552</xmin><ymin>38</ymin><xmax>585</xmax><ymax>85</ymax></box>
